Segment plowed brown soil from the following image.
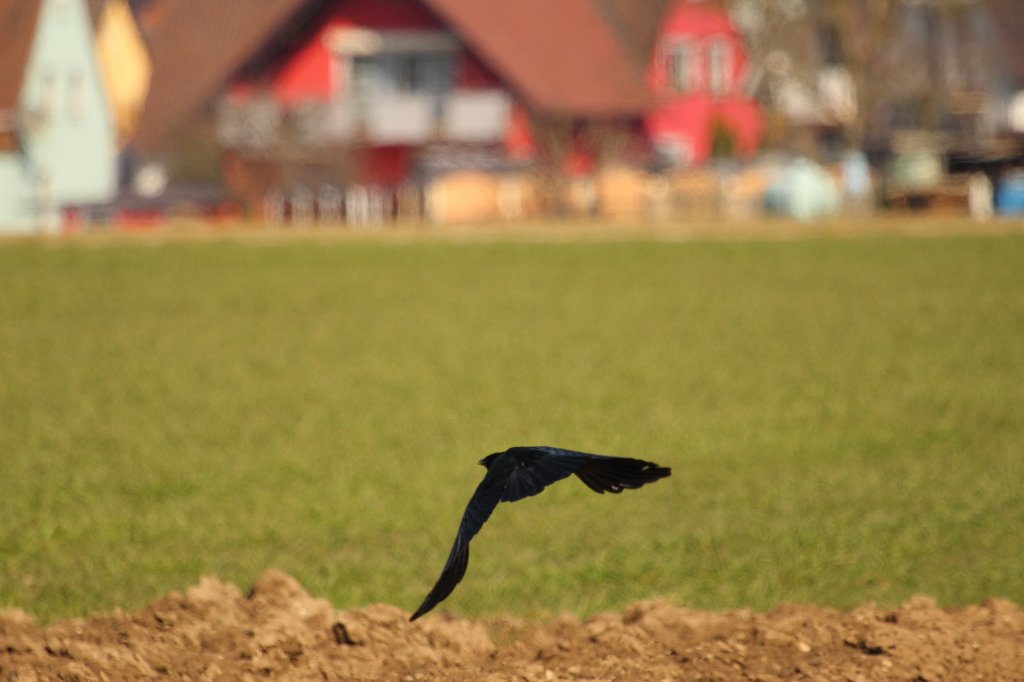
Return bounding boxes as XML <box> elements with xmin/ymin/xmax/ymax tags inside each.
<box><xmin>2</xmin><ymin>571</ymin><xmax>1021</xmax><ymax>681</ymax></box>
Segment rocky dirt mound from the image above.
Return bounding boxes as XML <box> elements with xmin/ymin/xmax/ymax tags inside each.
<box><xmin>2</xmin><ymin>570</ymin><xmax>1022</xmax><ymax>680</ymax></box>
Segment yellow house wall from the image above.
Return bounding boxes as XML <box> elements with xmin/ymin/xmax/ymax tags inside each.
<box><xmin>95</xmin><ymin>0</ymin><xmax>151</xmax><ymax>144</ymax></box>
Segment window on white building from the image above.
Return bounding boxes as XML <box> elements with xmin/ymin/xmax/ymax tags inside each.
<box><xmin>39</xmin><ymin>69</ymin><xmax>58</xmax><ymax>120</ymax></box>
<box><xmin>67</xmin><ymin>71</ymin><xmax>86</xmax><ymax>120</ymax></box>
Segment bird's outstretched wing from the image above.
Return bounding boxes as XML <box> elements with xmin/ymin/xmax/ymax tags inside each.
<box><xmin>410</xmin><ymin>446</ymin><xmax>671</xmax><ymax>621</ymax></box>
<box><xmin>409</xmin><ymin>472</ymin><xmax>503</xmax><ymax>621</ymax></box>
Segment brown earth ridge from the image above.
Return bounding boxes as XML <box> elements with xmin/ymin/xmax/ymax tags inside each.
<box><xmin>1</xmin><ymin>570</ymin><xmax>1022</xmax><ymax>681</ymax></box>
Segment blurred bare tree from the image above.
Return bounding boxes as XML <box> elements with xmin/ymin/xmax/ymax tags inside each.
<box><xmin>816</xmin><ymin>0</ymin><xmax>903</xmax><ymax>147</ymax></box>
<box><xmin>529</xmin><ymin>114</ymin><xmax>575</xmax><ymax>215</ymax></box>
<box><xmin>721</xmin><ymin>0</ymin><xmax>998</xmax><ymax>152</ymax></box>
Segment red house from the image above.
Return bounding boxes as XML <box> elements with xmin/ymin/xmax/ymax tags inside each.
<box><xmin>646</xmin><ymin>1</ymin><xmax>761</xmax><ymax>166</ymax></box>
<box><xmin>132</xmin><ymin>0</ymin><xmax>760</xmax><ymax>204</ymax></box>
<box><xmin>224</xmin><ymin>0</ymin><xmax>512</xmax><ymax>187</ymax></box>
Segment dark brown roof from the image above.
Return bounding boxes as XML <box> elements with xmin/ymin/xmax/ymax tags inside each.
<box><xmin>591</xmin><ymin>0</ymin><xmax>673</xmax><ymax>67</ymax></box>
<box><xmin>0</xmin><ymin>0</ymin><xmax>42</xmax><ymax>111</ymax></box>
<box><xmin>424</xmin><ymin>0</ymin><xmax>652</xmax><ymax>116</ymax></box>
<box><xmin>132</xmin><ymin>0</ymin><xmax>314</xmax><ymax>152</ymax></box>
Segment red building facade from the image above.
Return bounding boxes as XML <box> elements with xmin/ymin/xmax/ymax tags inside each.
<box><xmin>646</xmin><ymin>2</ymin><xmax>762</xmax><ymax>166</ymax></box>
<box><xmin>141</xmin><ymin>0</ymin><xmax>762</xmax><ymax>189</ymax></box>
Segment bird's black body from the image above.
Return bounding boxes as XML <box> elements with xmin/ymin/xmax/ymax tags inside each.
<box><xmin>409</xmin><ymin>446</ymin><xmax>671</xmax><ymax>621</ymax></box>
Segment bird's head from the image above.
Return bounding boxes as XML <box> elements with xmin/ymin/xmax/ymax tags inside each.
<box><xmin>479</xmin><ymin>452</ymin><xmax>503</xmax><ymax>468</ymax></box>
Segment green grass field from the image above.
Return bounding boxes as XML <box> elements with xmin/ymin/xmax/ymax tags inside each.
<box><xmin>1</xmin><ymin>230</ymin><xmax>1023</xmax><ymax>623</ymax></box>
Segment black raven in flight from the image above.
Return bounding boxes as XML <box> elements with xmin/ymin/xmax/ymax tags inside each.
<box><xmin>410</xmin><ymin>446</ymin><xmax>671</xmax><ymax>621</ymax></box>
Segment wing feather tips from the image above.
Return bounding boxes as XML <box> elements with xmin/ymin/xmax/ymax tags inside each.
<box><xmin>410</xmin><ymin>539</ymin><xmax>471</xmax><ymax>621</ymax></box>
<box><xmin>576</xmin><ymin>468</ymin><xmax>610</xmax><ymax>494</ymax></box>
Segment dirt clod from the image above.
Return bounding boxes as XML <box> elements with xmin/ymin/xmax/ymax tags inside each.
<box><xmin>1</xmin><ymin>570</ymin><xmax>1022</xmax><ymax>680</ymax></box>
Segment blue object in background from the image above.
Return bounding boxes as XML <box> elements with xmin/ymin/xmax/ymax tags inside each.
<box><xmin>994</xmin><ymin>170</ymin><xmax>1024</xmax><ymax>216</ymax></box>
<box><xmin>841</xmin><ymin>149</ymin><xmax>872</xmax><ymax>201</ymax></box>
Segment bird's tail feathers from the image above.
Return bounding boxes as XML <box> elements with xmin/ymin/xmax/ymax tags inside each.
<box><xmin>575</xmin><ymin>457</ymin><xmax>671</xmax><ymax>494</ymax></box>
